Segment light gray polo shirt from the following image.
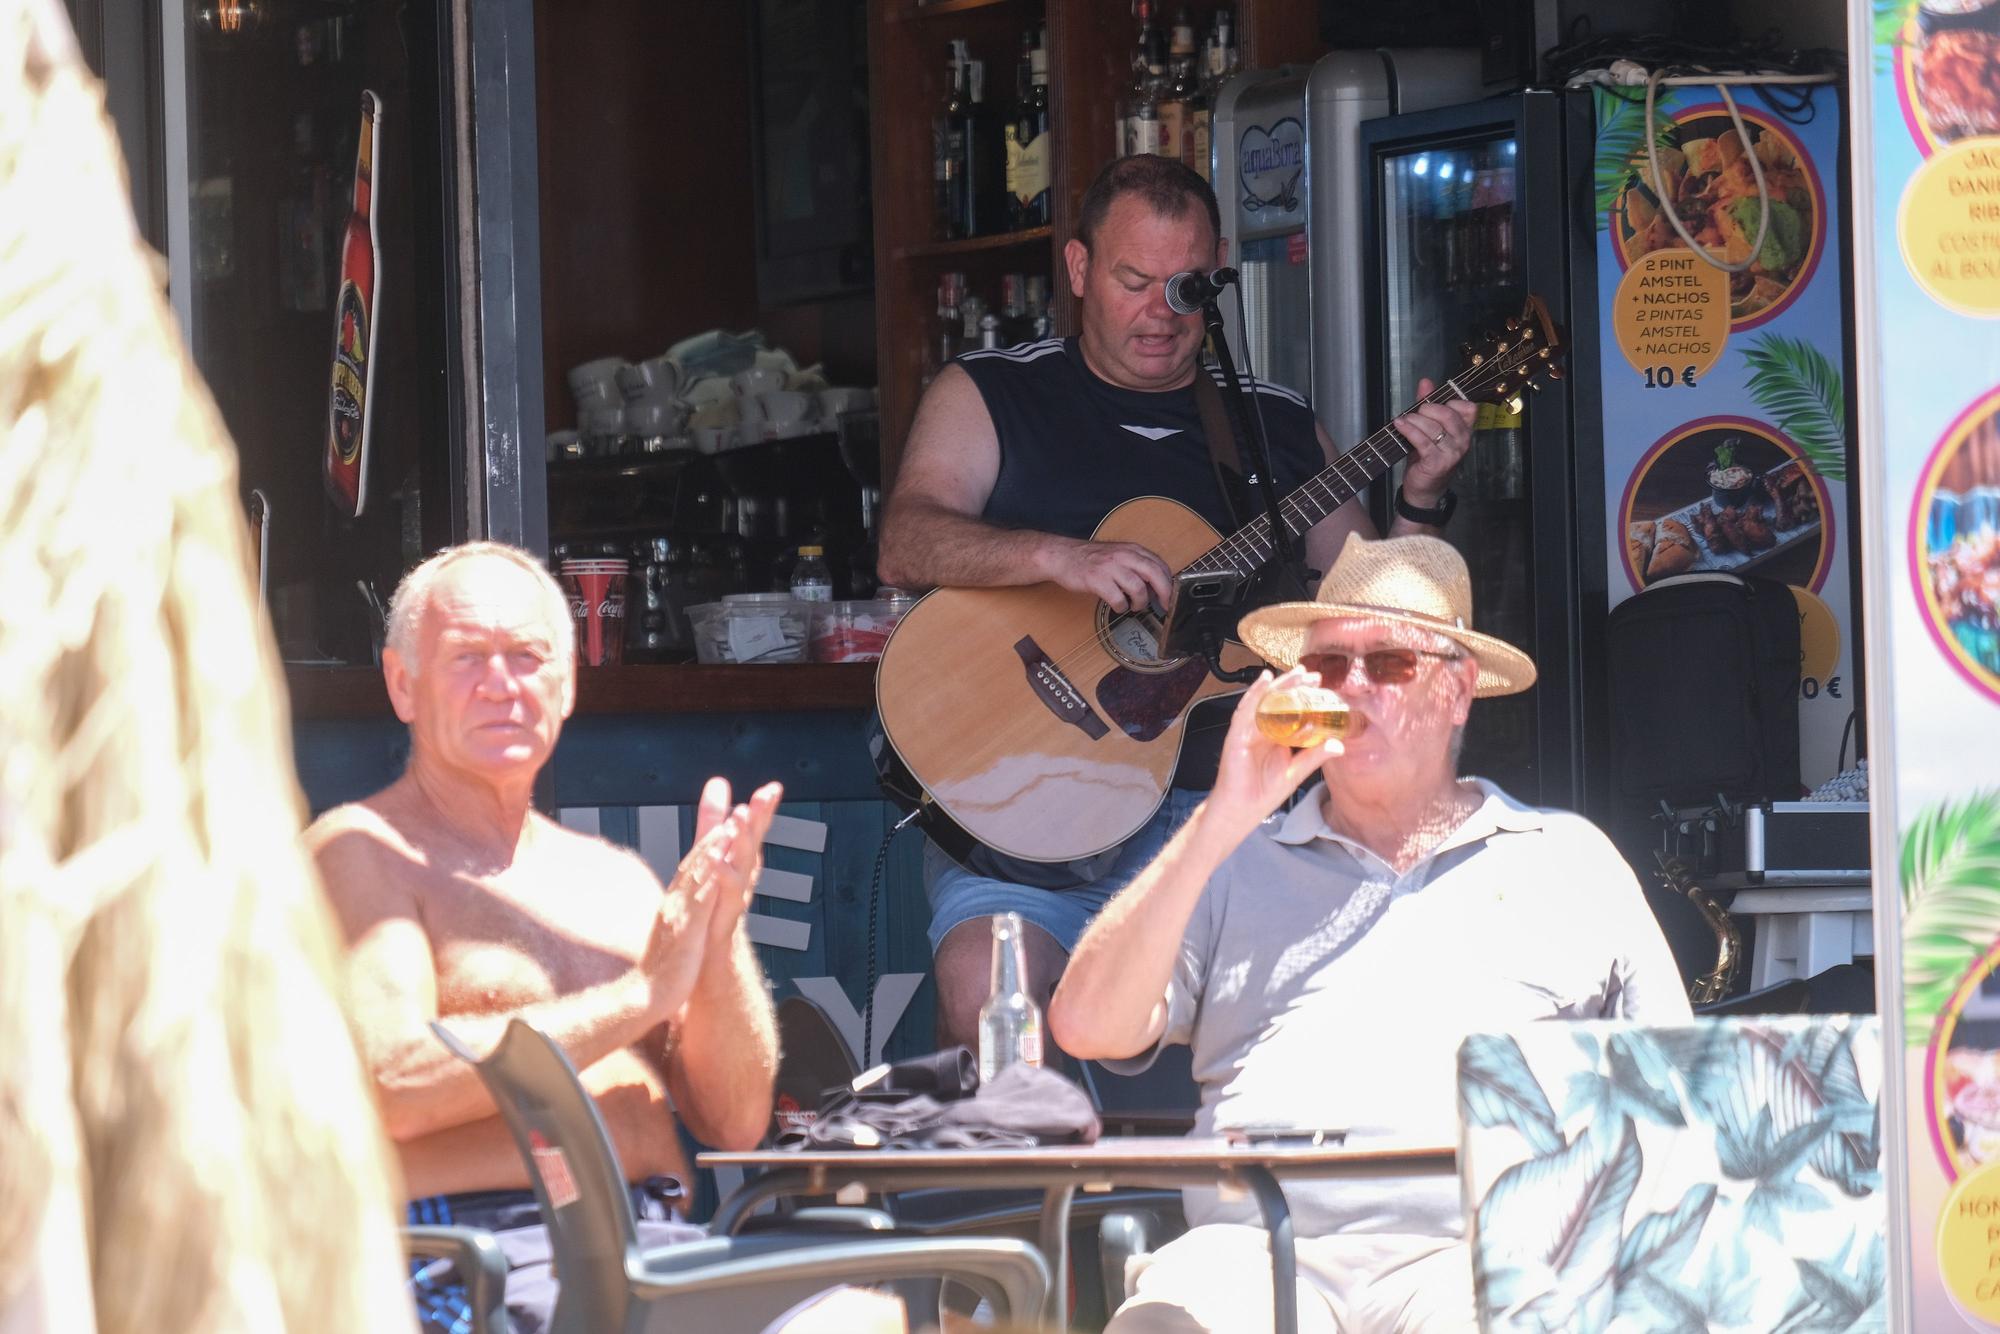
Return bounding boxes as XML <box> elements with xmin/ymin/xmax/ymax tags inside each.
<box><xmin>1106</xmin><ymin>778</ymin><xmax>1692</xmax><ymax>1238</ymax></box>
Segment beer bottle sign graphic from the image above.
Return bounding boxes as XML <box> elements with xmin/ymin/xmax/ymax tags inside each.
<box><xmin>325</xmin><ymin>91</ymin><xmax>381</xmax><ymax>518</ymax></box>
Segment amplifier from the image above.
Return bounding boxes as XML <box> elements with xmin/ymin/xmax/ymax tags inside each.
<box><xmin>1743</xmin><ymin>802</ymin><xmax>1871</xmax><ymax>885</ymax></box>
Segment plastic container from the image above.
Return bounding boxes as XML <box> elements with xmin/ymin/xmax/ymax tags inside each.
<box><xmin>808</xmin><ymin>599</ymin><xmax>902</xmax><ymax>663</ymax></box>
<box><xmin>687</xmin><ymin>593</ymin><xmax>809</xmax><ymax>664</ymax></box>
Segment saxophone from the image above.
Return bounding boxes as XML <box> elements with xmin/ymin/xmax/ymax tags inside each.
<box><xmin>1654</xmin><ymin>851</ymin><xmax>1740</xmax><ymax>1005</ymax></box>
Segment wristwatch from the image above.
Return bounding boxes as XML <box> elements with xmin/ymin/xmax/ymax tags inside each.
<box><xmin>1395</xmin><ymin>484</ymin><xmax>1458</xmax><ymax>527</ymax></box>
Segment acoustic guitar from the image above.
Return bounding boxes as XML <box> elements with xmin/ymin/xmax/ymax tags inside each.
<box><xmin>876</xmin><ymin>296</ymin><xmax>1565</xmax><ymax>865</ymax></box>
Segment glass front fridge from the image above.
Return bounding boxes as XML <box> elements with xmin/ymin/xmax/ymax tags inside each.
<box><xmin>1360</xmin><ymin>92</ymin><xmax>1588</xmax><ymax>810</ymax></box>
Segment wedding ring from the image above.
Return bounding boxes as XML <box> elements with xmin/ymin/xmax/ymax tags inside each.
<box><xmin>1430</xmin><ymin>428</ymin><xmax>1446</xmax><ymax>444</ymax></box>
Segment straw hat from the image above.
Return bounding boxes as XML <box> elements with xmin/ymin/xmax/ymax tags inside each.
<box><xmin>1236</xmin><ymin>533</ymin><xmax>1537</xmax><ymax>698</ymax></box>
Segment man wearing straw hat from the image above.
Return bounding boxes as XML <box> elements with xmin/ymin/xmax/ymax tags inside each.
<box><xmin>1051</xmin><ymin>534</ymin><xmax>1690</xmax><ymax>1333</ymax></box>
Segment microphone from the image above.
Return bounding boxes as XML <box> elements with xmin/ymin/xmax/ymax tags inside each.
<box><xmin>1162</xmin><ymin>266</ymin><xmax>1238</xmax><ymax>316</ymax></box>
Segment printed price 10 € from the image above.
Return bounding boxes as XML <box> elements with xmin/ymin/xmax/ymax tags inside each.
<box><xmin>1642</xmin><ymin>364</ymin><xmax>1699</xmax><ymax>389</ymax></box>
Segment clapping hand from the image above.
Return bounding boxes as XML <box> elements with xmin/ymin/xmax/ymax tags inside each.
<box><xmin>639</xmin><ymin>776</ymin><xmax>783</xmax><ymax>1018</ymax></box>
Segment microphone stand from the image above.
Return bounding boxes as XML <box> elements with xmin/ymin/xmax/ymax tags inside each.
<box><xmin>1162</xmin><ymin>293</ymin><xmax>1309</xmax><ymax>683</ymax></box>
<box><xmin>1200</xmin><ymin>295</ymin><xmax>1304</xmax><ymax>590</ymax></box>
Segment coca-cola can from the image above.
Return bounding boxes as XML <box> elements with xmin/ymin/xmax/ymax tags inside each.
<box><xmin>558</xmin><ymin>557</ymin><xmax>628</xmax><ymax>667</ymax></box>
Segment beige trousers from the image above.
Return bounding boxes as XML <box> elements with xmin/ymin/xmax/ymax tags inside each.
<box><xmin>1103</xmin><ymin>1224</ymin><xmax>1477</xmax><ymax>1334</ymax></box>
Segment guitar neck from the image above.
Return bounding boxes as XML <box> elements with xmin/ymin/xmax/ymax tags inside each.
<box><xmin>1185</xmin><ymin>384</ymin><xmax>1458</xmax><ymax>577</ymax></box>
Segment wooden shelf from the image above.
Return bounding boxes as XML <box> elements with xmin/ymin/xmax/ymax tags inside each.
<box><xmin>894</xmin><ymin>225</ymin><xmax>1052</xmax><ymax>262</ymax></box>
<box><xmin>906</xmin><ymin>0</ymin><xmax>1015</xmax><ymax>14</ymax></box>
<box><xmin>866</xmin><ymin>0</ymin><xmax>1326</xmax><ymax>486</ymax></box>
<box><xmin>286</xmin><ymin>663</ymin><xmax>879</xmax><ymax>721</ymax></box>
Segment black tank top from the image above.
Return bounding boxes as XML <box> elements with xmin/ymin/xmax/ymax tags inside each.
<box><xmin>954</xmin><ymin>336</ymin><xmax>1329</xmax><ymax>789</ymax></box>
<box><xmin>958</xmin><ymin>336</ymin><xmax>1325</xmax><ymax>539</ymax></box>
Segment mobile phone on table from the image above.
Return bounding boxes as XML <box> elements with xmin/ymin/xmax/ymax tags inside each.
<box><xmin>1222</xmin><ymin>1126</ymin><xmax>1347</xmax><ymax>1148</ymax></box>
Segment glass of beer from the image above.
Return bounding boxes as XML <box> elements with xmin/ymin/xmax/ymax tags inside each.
<box><xmin>1255</xmin><ymin>685</ymin><xmax>1358</xmax><ymax>748</ymax></box>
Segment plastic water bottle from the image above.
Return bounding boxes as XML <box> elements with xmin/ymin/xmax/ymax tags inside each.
<box><xmin>978</xmin><ymin>911</ymin><xmax>1044</xmax><ymax>1081</ymax></box>
<box><xmin>788</xmin><ymin>545</ymin><xmax>833</xmax><ymax>602</ymax></box>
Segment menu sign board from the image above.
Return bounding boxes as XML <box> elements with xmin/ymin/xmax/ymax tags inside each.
<box><xmin>1592</xmin><ymin>83</ymin><xmax>1855</xmax><ymax>788</ymax></box>
<box><xmin>1856</xmin><ymin>2</ymin><xmax>2000</xmax><ymax>1326</ymax></box>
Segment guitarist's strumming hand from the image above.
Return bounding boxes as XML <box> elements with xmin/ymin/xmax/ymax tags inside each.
<box><xmin>1392</xmin><ymin>377</ymin><xmax>1477</xmax><ymax>509</ymax></box>
<box><xmin>1201</xmin><ymin>666</ymin><xmax>1342</xmax><ymax>843</ymax></box>
<box><xmin>1044</xmin><ymin>535</ymin><xmax>1176</xmax><ymax>615</ymax></box>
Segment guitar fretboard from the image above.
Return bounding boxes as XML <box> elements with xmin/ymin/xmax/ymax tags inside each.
<box><xmin>1182</xmin><ymin>386</ymin><xmax>1443</xmax><ymax>578</ymax></box>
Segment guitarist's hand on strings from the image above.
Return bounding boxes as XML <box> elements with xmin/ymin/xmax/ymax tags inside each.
<box><xmin>1044</xmin><ymin>536</ymin><xmax>1175</xmax><ymax>615</ymax></box>
<box><xmin>1392</xmin><ymin>377</ymin><xmax>1477</xmax><ymax>509</ymax></box>
<box><xmin>1202</xmin><ymin>666</ymin><xmax>1342</xmax><ymax>842</ymax></box>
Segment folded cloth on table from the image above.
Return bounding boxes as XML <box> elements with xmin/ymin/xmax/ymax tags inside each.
<box><xmin>779</xmin><ymin>1063</ymin><xmax>1100</xmax><ymax>1151</ymax></box>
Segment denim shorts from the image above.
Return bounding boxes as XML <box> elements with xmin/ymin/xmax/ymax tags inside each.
<box><xmin>923</xmin><ymin>787</ymin><xmax>1207</xmax><ymax>954</ymax></box>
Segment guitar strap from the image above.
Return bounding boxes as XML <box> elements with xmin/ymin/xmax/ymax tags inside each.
<box><xmin>1190</xmin><ymin>365</ymin><xmax>1250</xmax><ymax>529</ymax></box>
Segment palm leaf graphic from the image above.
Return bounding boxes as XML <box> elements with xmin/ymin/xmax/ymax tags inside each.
<box><xmin>1593</xmin><ymin>92</ymin><xmax>1680</xmax><ymax>233</ymax></box>
<box><xmin>1902</xmin><ymin>792</ymin><xmax>2000</xmax><ymax>1046</ymax></box>
<box><xmin>1874</xmin><ymin>0</ymin><xmax>1916</xmax><ymax>71</ymax></box>
<box><xmin>1460</xmin><ymin>1032</ymin><xmax>1565</xmax><ymax>1155</ymax></box>
<box><xmin>1742</xmin><ymin>334</ymin><xmax>1847</xmax><ymax>481</ymax></box>
<box><xmin>1478</xmin><ymin>1119</ymin><xmax>1642</xmax><ymax>1332</ymax></box>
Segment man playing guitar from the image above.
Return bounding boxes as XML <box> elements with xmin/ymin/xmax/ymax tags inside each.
<box><xmin>876</xmin><ymin>154</ymin><xmax>1475</xmax><ymax>1054</ymax></box>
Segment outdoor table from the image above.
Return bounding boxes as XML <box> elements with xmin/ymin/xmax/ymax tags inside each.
<box><xmin>700</xmin><ymin>1136</ymin><xmax>1457</xmax><ymax>1332</ymax></box>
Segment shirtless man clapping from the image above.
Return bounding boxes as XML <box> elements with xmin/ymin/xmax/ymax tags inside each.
<box><xmin>307</xmin><ymin>542</ymin><xmax>780</xmax><ymax>1229</ymax></box>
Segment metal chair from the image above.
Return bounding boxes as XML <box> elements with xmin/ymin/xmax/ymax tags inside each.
<box><xmin>432</xmin><ymin>1017</ymin><xmax>1050</xmax><ymax>1333</ymax></box>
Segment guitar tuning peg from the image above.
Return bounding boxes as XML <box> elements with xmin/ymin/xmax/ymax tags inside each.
<box><xmin>1470</xmin><ymin>352</ymin><xmax>1486</xmax><ymax>366</ymax></box>
<box><xmin>1505</xmin><ymin>318</ymin><xmax>1521</xmax><ymax>331</ymax></box>
<box><xmin>1548</xmin><ymin>365</ymin><xmax>1564</xmax><ymax>380</ymax></box>
<box><xmin>1506</xmin><ymin>395</ymin><xmax>1524</xmax><ymax>414</ymax></box>
<box><xmin>1540</xmin><ymin>347</ymin><xmax>1554</xmax><ymax>360</ymax></box>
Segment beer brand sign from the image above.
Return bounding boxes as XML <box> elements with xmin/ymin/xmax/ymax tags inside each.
<box><xmin>1237</xmin><ymin>116</ymin><xmax>1305</xmax><ymax>219</ymax></box>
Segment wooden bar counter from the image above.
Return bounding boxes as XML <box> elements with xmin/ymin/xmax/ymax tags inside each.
<box><xmin>285</xmin><ymin>662</ymin><xmax>879</xmax><ymax>720</ymax></box>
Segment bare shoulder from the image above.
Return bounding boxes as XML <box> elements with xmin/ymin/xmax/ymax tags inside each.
<box><xmin>531</xmin><ymin>813</ymin><xmax>664</xmax><ymax>894</ymax></box>
<box><xmin>893</xmin><ymin>365</ymin><xmax>998</xmax><ymax>501</ymax></box>
<box><xmin>305</xmin><ymin>795</ymin><xmax>424</xmax><ymax>922</ymax></box>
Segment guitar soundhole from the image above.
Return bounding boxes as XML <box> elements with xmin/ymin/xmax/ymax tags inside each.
<box><xmin>1096</xmin><ymin>607</ymin><xmax>1184</xmax><ymax>675</ymax></box>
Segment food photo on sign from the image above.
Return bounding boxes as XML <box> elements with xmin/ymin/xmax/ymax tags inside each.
<box><xmin>1604</xmin><ymin>101</ymin><xmax>1826</xmax><ymax>327</ymax></box>
<box><xmin>1621</xmin><ymin>418</ymin><xmax>1835</xmax><ymax>591</ymax></box>
<box><xmin>1885</xmin><ymin>0</ymin><xmax>2000</xmax><ymax>150</ymax></box>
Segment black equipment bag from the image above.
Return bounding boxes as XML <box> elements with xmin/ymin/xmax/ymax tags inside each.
<box><xmin>1606</xmin><ymin>572</ymin><xmax>1802</xmax><ymax>809</ymax></box>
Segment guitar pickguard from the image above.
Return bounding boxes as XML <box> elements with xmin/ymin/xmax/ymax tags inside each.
<box><xmin>1095</xmin><ymin>658</ymin><xmax>1212</xmax><ymax>742</ymax></box>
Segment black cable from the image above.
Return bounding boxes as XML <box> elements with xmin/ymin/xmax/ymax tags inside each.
<box><xmin>860</xmin><ymin>808</ymin><xmax>921</xmax><ymax>1069</ymax></box>
<box><xmin>1837</xmin><ymin>708</ymin><xmax>1858</xmax><ymax>775</ymax></box>
<box><xmin>1231</xmin><ymin>285</ymin><xmax>1290</xmax><ymax>575</ymax></box>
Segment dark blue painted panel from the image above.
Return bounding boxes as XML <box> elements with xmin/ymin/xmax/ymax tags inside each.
<box><xmin>552</xmin><ymin>711</ymin><xmax>883</xmax><ymax>806</ymax></box>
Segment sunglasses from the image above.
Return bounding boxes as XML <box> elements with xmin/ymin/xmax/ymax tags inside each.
<box><xmin>1297</xmin><ymin>647</ymin><xmax>1462</xmax><ymax>686</ymax></box>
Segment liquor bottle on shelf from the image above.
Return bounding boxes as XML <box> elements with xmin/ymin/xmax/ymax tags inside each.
<box><xmin>1008</xmin><ymin>22</ymin><xmax>1050</xmax><ymax>229</ymax></box>
<box><xmin>1000</xmin><ymin>273</ymin><xmax>1037</xmax><ymax>346</ymax></box>
<box><xmin>1206</xmin><ymin>6</ymin><xmax>1238</xmax><ymax>99</ymax></box>
<box><xmin>1126</xmin><ymin>21</ymin><xmax>1167</xmax><ymax>157</ymax></box>
<box><xmin>1160</xmin><ymin>9</ymin><xmax>1196</xmax><ymax>171</ymax></box>
<box><xmin>961</xmin><ymin>53</ymin><xmax>1007</xmax><ymax>237</ymax></box>
<box><xmin>1118</xmin><ymin>1</ymin><xmax>1157</xmax><ymax>157</ymax></box>
<box><xmin>1004</xmin><ymin>27</ymin><xmax>1031</xmax><ymax>229</ymax></box>
<box><xmin>935</xmin><ymin>44</ymin><xmax>968</xmax><ymax>240</ymax></box>
<box><xmin>1025</xmin><ymin>274</ymin><xmax>1052</xmax><ymax>341</ymax></box>
<box><xmin>1176</xmin><ymin>10</ymin><xmax>1211</xmax><ymax>178</ymax></box>
<box><xmin>923</xmin><ymin>271</ymin><xmax>967</xmax><ymax>385</ymax></box>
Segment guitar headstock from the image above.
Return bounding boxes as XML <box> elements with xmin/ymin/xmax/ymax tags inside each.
<box><xmin>1456</xmin><ymin>294</ymin><xmax>1567</xmax><ymax>414</ymax></box>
